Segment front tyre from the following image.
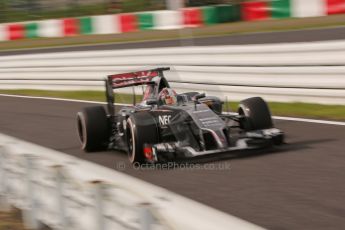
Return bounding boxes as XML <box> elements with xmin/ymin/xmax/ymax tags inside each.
<box><xmin>238</xmin><ymin>97</ymin><xmax>273</xmax><ymax>131</ymax></box>
<box><xmin>126</xmin><ymin>113</ymin><xmax>158</xmax><ymax>164</ymax></box>
<box><xmin>77</xmin><ymin>106</ymin><xmax>109</xmax><ymax>152</ymax></box>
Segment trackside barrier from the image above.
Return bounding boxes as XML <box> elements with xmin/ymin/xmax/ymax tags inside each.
<box><xmin>0</xmin><ymin>133</ymin><xmax>263</xmax><ymax>230</ymax></box>
<box><xmin>1</xmin><ymin>1</ymin><xmax>345</xmax><ymax>41</ymax></box>
<box><xmin>0</xmin><ymin>40</ymin><xmax>344</xmax><ymax>105</ymax></box>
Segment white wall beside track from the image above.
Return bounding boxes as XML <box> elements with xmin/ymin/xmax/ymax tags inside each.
<box><xmin>0</xmin><ymin>132</ymin><xmax>263</xmax><ymax>230</ymax></box>
<box><xmin>0</xmin><ymin>40</ymin><xmax>344</xmax><ymax>104</ymax></box>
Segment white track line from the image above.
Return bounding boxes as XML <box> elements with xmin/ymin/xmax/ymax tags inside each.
<box><xmin>1</xmin><ymin>93</ymin><xmax>345</xmax><ymax>126</ymax></box>
<box><xmin>0</xmin><ymin>93</ymin><xmax>127</xmax><ymax>106</ymax></box>
<box><xmin>272</xmin><ymin>116</ymin><xmax>345</xmax><ymax>126</ymax></box>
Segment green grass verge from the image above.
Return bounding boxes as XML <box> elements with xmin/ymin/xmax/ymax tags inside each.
<box><xmin>1</xmin><ymin>89</ymin><xmax>344</xmax><ymax>121</ymax></box>
<box><xmin>0</xmin><ymin>209</ymin><xmax>26</xmax><ymax>230</ymax></box>
<box><xmin>0</xmin><ymin>89</ymin><xmax>142</xmax><ymax>104</ymax></box>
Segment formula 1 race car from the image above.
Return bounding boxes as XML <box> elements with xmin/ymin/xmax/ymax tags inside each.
<box><xmin>76</xmin><ymin>67</ymin><xmax>284</xmax><ymax>164</ymax></box>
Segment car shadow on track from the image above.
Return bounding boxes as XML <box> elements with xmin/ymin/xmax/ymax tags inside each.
<box><xmin>169</xmin><ymin>137</ymin><xmax>335</xmax><ymax>166</ymax></box>
<box><xmin>67</xmin><ymin>137</ymin><xmax>335</xmax><ymax>171</ymax></box>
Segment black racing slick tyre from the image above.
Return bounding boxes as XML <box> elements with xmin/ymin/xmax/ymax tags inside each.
<box><xmin>126</xmin><ymin>113</ymin><xmax>159</xmax><ymax>164</ymax></box>
<box><xmin>77</xmin><ymin>106</ymin><xmax>109</xmax><ymax>152</ymax></box>
<box><xmin>238</xmin><ymin>97</ymin><xmax>273</xmax><ymax>131</ymax></box>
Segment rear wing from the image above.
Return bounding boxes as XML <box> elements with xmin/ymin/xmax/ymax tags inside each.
<box><xmin>108</xmin><ymin>70</ymin><xmax>157</xmax><ymax>89</ymax></box>
<box><xmin>105</xmin><ymin>67</ymin><xmax>170</xmax><ymax>116</ymax></box>
<box><xmin>107</xmin><ymin>67</ymin><xmax>170</xmax><ymax>89</ymax></box>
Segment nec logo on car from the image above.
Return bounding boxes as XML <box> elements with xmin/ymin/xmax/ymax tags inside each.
<box><xmin>159</xmin><ymin>115</ymin><xmax>171</xmax><ymax>126</ymax></box>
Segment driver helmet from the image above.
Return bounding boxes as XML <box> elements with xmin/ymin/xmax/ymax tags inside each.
<box><xmin>159</xmin><ymin>88</ymin><xmax>177</xmax><ymax>105</ymax></box>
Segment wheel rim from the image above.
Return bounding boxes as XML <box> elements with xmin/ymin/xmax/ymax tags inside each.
<box><xmin>127</xmin><ymin>119</ymin><xmax>136</xmax><ymax>162</ymax></box>
<box><xmin>77</xmin><ymin>112</ymin><xmax>87</xmax><ymax>149</ymax></box>
<box><xmin>128</xmin><ymin>133</ymin><xmax>133</xmax><ymax>153</ymax></box>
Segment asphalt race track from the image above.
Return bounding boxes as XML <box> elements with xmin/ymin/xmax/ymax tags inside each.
<box><xmin>0</xmin><ymin>26</ymin><xmax>344</xmax><ymax>56</ymax></box>
<box><xmin>0</xmin><ymin>95</ymin><xmax>344</xmax><ymax>229</ymax></box>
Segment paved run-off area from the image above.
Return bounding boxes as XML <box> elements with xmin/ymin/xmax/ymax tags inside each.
<box><xmin>0</xmin><ymin>95</ymin><xmax>344</xmax><ymax>229</ymax></box>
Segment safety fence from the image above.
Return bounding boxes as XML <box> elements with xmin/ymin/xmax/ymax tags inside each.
<box><xmin>0</xmin><ymin>132</ymin><xmax>263</xmax><ymax>230</ymax></box>
<box><xmin>0</xmin><ymin>40</ymin><xmax>344</xmax><ymax>105</ymax></box>
<box><xmin>0</xmin><ymin>0</ymin><xmax>344</xmax><ymax>41</ymax></box>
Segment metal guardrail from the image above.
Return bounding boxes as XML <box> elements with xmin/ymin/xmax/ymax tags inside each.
<box><xmin>0</xmin><ymin>133</ymin><xmax>263</xmax><ymax>230</ymax></box>
<box><xmin>0</xmin><ymin>40</ymin><xmax>344</xmax><ymax>104</ymax></box>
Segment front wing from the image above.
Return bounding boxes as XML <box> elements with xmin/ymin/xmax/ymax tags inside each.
<box><xmin>151</xmin><ymin>128</ymin><xmax>284</xmax><ymax>161</ymax></box>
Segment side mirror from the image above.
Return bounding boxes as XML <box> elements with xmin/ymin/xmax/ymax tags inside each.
<box><xmin>146</xmin><ymin>98</ymin><xmax>158</xmax><ymax>106</ymax></box>
<box><xmin>194</xmin><ymin>93</ymin><xmax>206</xmax><ymax>111</ymax></box>
<box><xmin>195</xmin><ymin>93</ymin><xmax>206</xmax><ymax>100</ymax></box>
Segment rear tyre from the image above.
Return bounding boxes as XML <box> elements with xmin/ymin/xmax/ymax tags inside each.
<box><xmin>238</xmin><ymin>97</ymin><xmax>273</xmax><ymax>131</ymax></box>
<box><xmin>77</xmin><ymin>106</ymin><xmax>109</xmax><ymax>152</ymax></box>
<box><xmin>126</xmin><ymin>113</ymin><xmax>158</xmax><ymax>164</ymax></box>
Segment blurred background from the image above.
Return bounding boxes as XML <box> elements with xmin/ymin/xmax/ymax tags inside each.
<box><xmin>0</xmin><ymin>0</ymin><xmax>246</xmax><ymax>23</ymax></box>
<box><xmin>1</xmin><ymin>0</ymin><xmax>343</xmax><ymax>42</ymax></box>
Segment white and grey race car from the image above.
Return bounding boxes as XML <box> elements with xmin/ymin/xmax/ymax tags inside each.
<box><xmin>76</xmin><ymin>67</ymin><xmax>284</xmax><ymax>164</ymax></box>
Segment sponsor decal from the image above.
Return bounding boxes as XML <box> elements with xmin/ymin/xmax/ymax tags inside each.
<box><xmin>109</xmin><ymin>71</ymin><xmax>159</xmax><ymax>88</ymax></box>
<box><xmin>159</xmin><ymin>115</ymin><xmax>171</xmax><ymax>126</ymax></box>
